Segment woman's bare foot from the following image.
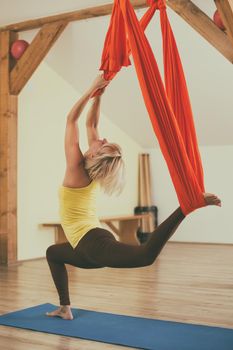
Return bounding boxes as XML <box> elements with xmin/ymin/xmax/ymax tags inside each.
<box><xmin>46</xmin><ymin>305</ymin><xmax>73</xmax><ymax>320</ymax></box>
<box><xmin>204</xmin><ymin>193</ymin><xmax>221</xmax><ymax>207</ymax></box>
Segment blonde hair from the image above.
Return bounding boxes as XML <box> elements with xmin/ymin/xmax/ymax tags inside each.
<box><xmin>84</xmin><ymin>143</ymin><xmax>125</xmax><ymax>195</ymax></box>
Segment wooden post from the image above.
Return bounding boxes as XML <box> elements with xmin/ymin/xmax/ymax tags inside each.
<box><xmin>0</xmin><ymin>31</ymin><xmax>18</xmax><ymax>265</ymax></box>
<box><xmin>0</xmin><ymin>22</ymin><xmax>67</xmax><ymax>264</ymax></box>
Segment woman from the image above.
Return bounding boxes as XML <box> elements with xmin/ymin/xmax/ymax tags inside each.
<box><xmin>46</xmin><ymin>75</ymin><xmax>221</xmax><ymax>320</ymax></box>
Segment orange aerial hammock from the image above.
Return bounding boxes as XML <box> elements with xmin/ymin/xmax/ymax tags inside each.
<box><xmin>99</xmin><ymin>0</ymin><xmax>206</xmax><ymax>215</ymax></box>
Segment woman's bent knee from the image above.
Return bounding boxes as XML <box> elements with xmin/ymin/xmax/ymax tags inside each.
<box><xmin>46</xmin><ymin>244</ymin><xmax>57</xmax><ymax>260</ymax></box>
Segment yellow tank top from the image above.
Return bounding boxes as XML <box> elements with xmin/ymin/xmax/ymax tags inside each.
<box><xmin>58</xmin><ymin>181</ymin><xmax>102</xmax><ymax>248</ymax></box>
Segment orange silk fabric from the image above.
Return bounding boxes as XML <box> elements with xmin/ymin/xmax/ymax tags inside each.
<box><xmin>100</xmin><ymin>0</ymin><xmax>205</xmax><ymax>215</ymax></box>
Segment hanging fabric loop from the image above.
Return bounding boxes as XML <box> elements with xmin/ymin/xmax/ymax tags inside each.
<box><xmin>99</xmin><ymin>0</ymin><xmax>206</xmax><ymax>215</ymax></box>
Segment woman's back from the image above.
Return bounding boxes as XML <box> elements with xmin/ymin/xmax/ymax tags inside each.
<box><xmin>59</xmin><ymin>181</ymin><xmax>101</xmax><ymax>248</ymax></box>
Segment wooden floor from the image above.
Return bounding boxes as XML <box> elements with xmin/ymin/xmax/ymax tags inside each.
<box><xmin>0</xmin><ymin>242</ymin><xmax>233</xmax><ymax>350</ymax></box>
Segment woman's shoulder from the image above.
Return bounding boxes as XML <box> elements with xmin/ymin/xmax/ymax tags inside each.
<box><xmin>62</xmin><ymin>166</ymin><xmax>91</xmax><ymax>189</ymax></box>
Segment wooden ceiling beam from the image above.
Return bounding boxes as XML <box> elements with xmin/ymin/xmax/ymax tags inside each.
<box><xmin>167</xmin><ymin>0</ymin><xmax>233</xmax><ymax>63</ymax></box>
<box><xmin>0</xmin><ymin>2</ymin><xmax>123</xmax><ymax>32</ymax></box>
<box><xmin>10</xmin><ymin>21</ymin><xmax>67</xmax><ymax>95</ymax></box>
<box><xmin>0</xmin><ymin>1</ymin><xmax>233</xmax><ymax>63</ymax></box>
<box><xmin>215</xmin><ymin>0</ymin><xmax>233</xmax><ymax>46</ymax></box>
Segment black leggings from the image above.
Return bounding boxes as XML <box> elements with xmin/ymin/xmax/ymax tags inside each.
<box><xmin>46</xmin><ymin>207</ymin><xmax>185</xmax><ymax>305</ymax></box>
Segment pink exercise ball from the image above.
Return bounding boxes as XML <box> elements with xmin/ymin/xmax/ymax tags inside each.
<box><xmin>10</xmin><ymin>39</ymin><xmax>29</xmax><ymax>60</ymax></box>
<box><xmin>213</xmin><ymin>10</ymin><xmax>226</xmax><ymax>31</ymax></box>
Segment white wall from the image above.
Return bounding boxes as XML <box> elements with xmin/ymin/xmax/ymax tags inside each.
<box><xmin>149</xmin><ymin>145</ymin><xmax>233</xmax><ymax>244</ymax></box>
<box><xmin>18</xmin><ymin>62</ymin><xmax>142</xmax><ymax>260</ymax></box>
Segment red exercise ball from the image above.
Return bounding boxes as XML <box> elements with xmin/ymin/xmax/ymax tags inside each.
<box><xmin>213</xmin><ymin>10</ymin><xmax>226</xmax><ymax>31</ymax></box>
<box><xmin>10</xmin><ymin>39</ymin><xmax>29</xmax><ymax>60</ymax></box>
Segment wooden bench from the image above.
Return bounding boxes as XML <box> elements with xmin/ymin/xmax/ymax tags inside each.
<box><xmin>42</xmin><ymin>214</ymin><xmax>151</xmax><ymax>246</ymax></box>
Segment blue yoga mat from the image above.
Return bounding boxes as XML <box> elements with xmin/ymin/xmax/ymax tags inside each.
<box><xmin>0</xmin><ymin>303</ymin><xmax>232</xmax><ymax>350</ymax></box>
